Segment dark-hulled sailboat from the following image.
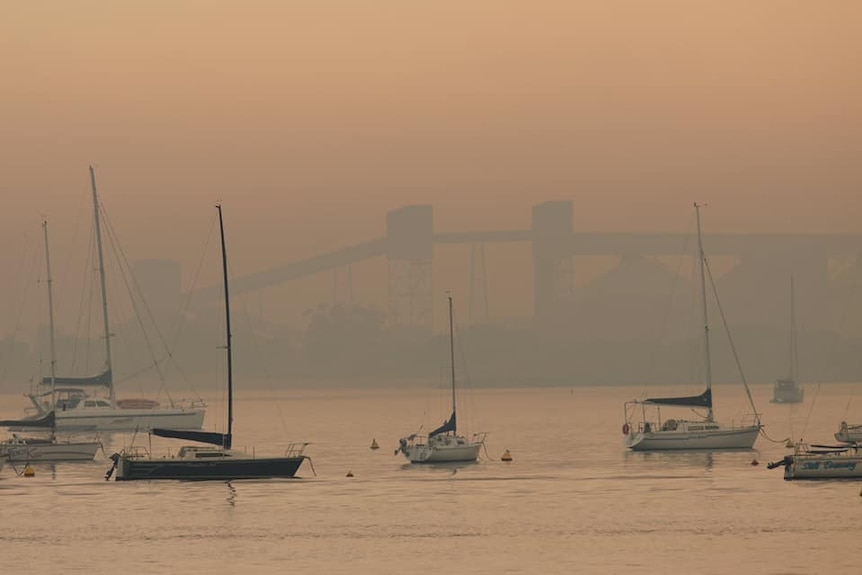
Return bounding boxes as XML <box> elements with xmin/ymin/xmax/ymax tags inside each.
<box><xmin>107</xmin><ymin>205</ymin><xmax>309</xmax><ymax>481</ymax></box>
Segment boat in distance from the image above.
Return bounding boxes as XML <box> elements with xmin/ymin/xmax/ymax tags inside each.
<box><xmin>396</xmin><ymin>295</ymin><xmax>486</xmax><ymax>464</ymax></box>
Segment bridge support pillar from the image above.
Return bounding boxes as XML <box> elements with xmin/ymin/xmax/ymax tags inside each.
<box><xmin>532</xmin><ymin>201</ymin><xmax>573</xmax><ymax>323</ymax></box>
<box><xmin>386</xmin><ymin>205</ymin><xmax>433</xmax><ymax>329</ymax></box>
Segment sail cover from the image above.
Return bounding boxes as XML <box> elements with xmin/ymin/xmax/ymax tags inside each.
<box><xmin>152</xmin><ymin>428</ymin><xmax>232</xmax><ymax>450</ymax></box>
<box><xmin>42</xmin><ymin>369</ymin><xmax>113</xmax><ymax>389</ymax></box>
<box><xmin>644</xmin><ymin>388</ymin><xmax>712</xmax><ymax>409</ymax></box>
<box><xmin>429</xmin><ymin>411</ymin><xmax>456</xmax><ymax>438</ymax></box>
<box><xmin>0</xmin><ymin>410</ymin><xmax>55</xmax><ymax>428</ymax></box>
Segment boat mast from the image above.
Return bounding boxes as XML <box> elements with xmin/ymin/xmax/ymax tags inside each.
<box><xmin>216</xmin><ymin>205</ymin><xmax>233</xmax><ymax>442</ymax></box>
<box><xmin>694</xmin><ymin>203</ymin><xmax>714</xmax><ymax>422</ymax></box>
<box><xmin>789</xmin><ymin>274</ymin><xmax>797</xmax><ymax>382</ymax></box>
<box><xmin>89</xmin><ymin>166</ymin><xmax>114</xmax><ymax>401</ymax></box>
<box><xmin>448</xmin><ymin>294</ymin><xmax>457</xmax><ymax>434</ymax></box>
<box><xmin>43</xmin><ymin>218</ymin><xmax>58</xmax><ymax>422</ymax></box>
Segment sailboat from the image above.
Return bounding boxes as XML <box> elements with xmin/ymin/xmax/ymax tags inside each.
<box><xmin>771</xmin><ymin>276</ymin><xmax>804</xmax><ymax>404</ymax></box>
<box><xmin>622</xmin><ymin>203</ymin><xmax>762</xmax><ymax>451</ymax></box>
<box><xmin>0</xmin><ymin>219</ymin><xmax>100</xmax><ymax>462</ymax></box>
<box><xmin>396</xmin><ymin>295</ymin><xmax>486</xmax><ymax>463</ymax></box>
<box><xmin>22</xmin><ymin>166</ymin><xmax>205</xmax><ymax>432</ymax></box>
<box><xmin>106</xmin><ymin>204</ymin><xmax>310</xmax><ymax>481</ymax></box>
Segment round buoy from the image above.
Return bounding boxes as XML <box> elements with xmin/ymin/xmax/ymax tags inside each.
<box><xmin>751</xmin><ymin>458</ymin><xmax>760</xmax><ymax>466</ymax></box>
<box><xmin>346</xmin><ymin>470</ymin><xmax>354</xmax><ymax>477</ymax></box>
<box><xmin>501</xmin><ymin>449</ymin><xmax>513</xmax><ymax>462</ymax></box>
<box><xmin>23</xmin><ymin>464</ymin><xmax>35</xmax><ymax>477</ymax></box>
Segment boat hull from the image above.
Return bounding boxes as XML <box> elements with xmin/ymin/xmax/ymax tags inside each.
<box><xmin>625</xmin><ymin>425</ymin><xmax>761</xmax><ymax>451</ymax></box>
<box><xmin>114</xmin><ymin>454</ymin><xmax>306</xmax><ymax>481</ymax></box>
<box><xmin>1</xmin><ymin>439</ymin><xmax>100</xmax><ymax>462</ymax></box>
<box><xmin>49</xmin><ymin>407</ymin><xmax>205</xmax><ymax>432</ymax></box>
<box><xmin>784</xmin><ymin>453</ymin><xmax>862</xmax><ymax>480</ymax></box>
<box><xmin>402</xmin><ymin>442</ymin><xmax>481</xmax><ymax>463</ymax></box>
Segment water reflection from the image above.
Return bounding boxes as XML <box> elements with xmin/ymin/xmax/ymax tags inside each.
<box><xmin>226</xmin><ymin>481</ymin><xmax>237</xmax><ymax>505</ymax></box>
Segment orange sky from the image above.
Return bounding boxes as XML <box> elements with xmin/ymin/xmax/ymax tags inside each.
<box><xmin>1</xmin><ymin>1</ymin><xmax>860</xmax><ymax>331</ymax></box>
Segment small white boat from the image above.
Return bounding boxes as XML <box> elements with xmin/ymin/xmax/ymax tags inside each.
<box><xmin>1</xmin><ymin>433</ymin><xmax>100</xmax><ymax>463</ymax></box>
<box><xmin>834</xmin><ymin>421</ymin><xmax>862</xmax><ymax>444</ymax></box>
<box><xmin>623</xmin><ymin>204</ymin><xmax>761</xmax><ymax>451</ymax></box>
<box><xmin>769</xmin><ymin>442</ymin><xmax>862</xmax><ymax>480</ymax></box>
<box><xmin>396</xmin><ymin>295</ymin><xmax>486</xmax><ymax>464</ymax></box>
<box><xmin>1</xmin><ymin>219</ymin><xmax>101</xmax><ymax>463</ymax></box>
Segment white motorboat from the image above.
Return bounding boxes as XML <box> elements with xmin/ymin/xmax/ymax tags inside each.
<box><xmin>623</xmin><ymin>203</ymin><xmax>762</xmax><ymax>451</ymax></box>
<box><xmin>396</xmin><ymin>295</ymin><xmax>486</xmax><ymax>464</ymax></box>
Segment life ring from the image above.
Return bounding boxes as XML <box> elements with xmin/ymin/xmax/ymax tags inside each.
<box><xmin>622</xmin><ymin>423</ymin><xmax>630</xmax><ymax>435</ymax></box>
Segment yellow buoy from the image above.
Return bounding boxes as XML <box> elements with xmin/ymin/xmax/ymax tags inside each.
<box><xmin>501</xmin><ymin>449</ymin><xmax>513</xmax><ymax>462</ymax></box>
<box><xmin>23</xmin><ymin>464</ymin><xmax>36</xmax><ymax>477</ymax></box>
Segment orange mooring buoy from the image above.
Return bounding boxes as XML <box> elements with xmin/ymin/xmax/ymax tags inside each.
<box><xmin>346</xmin><ymin>470</ymin><xmax>354</xmax><ymax>477</ymax></box>
<box><xmin>370</xmin><ymin>438</ymin><xmax>380</xmax><ymax>450</ymax></box>
<box><xmin>501</xmin><ymin>449</ymin><xmax>513</xmax><ymax>462</ymax></box>
<box><xmin>23</xmin><ymin>464</ymin><xmax>36</xmax><ymax>477</ymax></box>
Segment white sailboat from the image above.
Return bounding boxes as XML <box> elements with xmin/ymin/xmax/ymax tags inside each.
<box><xmin>22</xmin><ymin>166</ymin><xmax>205</xmax><ymax>432</ymax></box>
<box><xmin>771</xmin><ymin>276</ymin><xmax>804</xmax><ymax>404</ymax></box>
<box><xmin>396</xmin><ymin>295</ymin><xmax>486</xmax><ymax>463</ymax></box>
<box><xmin>622</xmin><ymin>203</ymin><xmax>762</xmax><ymax>451</ymax></box>
<box><xmin>0</xmin><ymin>219</ymin><xmax>100</xmax><ymax>463</ymax></box>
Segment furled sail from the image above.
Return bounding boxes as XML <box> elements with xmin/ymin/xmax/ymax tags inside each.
<box><xmin>644</xmin><ymin>388</ymin><xmax>712</xmax><ymax>409</ymax></box>
<box><xmin>41</xmin><ymin>369</ymin><xmax>113</xmax><ymax>388</ymax></box>
<box><xmin>429</xmin><ymin>411</ymin><xmax>456</xmax><ymax>438</ymax></box>
<box><xmin>152</xmin><ymin>428</ymin><xmax>232</xmax><ymax>449</ymax></box>
<box><xmin>0</xmin><ymin>410</ymin><xmax>56</xmax><ymax>428</ymax></box>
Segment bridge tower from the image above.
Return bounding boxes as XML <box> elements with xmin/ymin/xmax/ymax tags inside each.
<box><xmin>532</xmin><ymin>201</ymin><xmax>573</xmax><ymax>323</ymax></box>
<box><xmin>468</xmin><ymin>243</ymin><xmax>490</xmax><ymax>324</ymax></box>
<box><xmin>386</xmin><ymin>205</ymin><xmax>433</xmax><ymax>329</ymax></box>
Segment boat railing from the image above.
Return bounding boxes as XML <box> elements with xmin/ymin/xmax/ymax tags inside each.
<box><xmin>284</xmin><ymin>442</ymin><xmax>311</xmax><ymax>458</ymax></box>
<box><xmin>121</xmin><ymin>445</ymin><xmax>151</xmax><ymax>460</ymax></box>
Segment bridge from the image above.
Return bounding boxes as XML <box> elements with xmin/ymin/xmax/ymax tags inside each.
<box><xmin>190</xmin><ymin>201</ymin><xmax>861</xmax><ymax>329</ymax></box>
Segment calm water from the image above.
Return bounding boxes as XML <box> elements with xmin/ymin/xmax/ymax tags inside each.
<box><xmin>2</xmin><ymin>382</ymin><xmax>861</xmax><ymax>574</ymax></box>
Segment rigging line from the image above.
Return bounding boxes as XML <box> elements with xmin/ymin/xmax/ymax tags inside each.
<box><xmin>645</xmin><ymin>215</ymin><xmax>695</xmax><ymax>387</ymax></box>
<box><xmin>835</xmin><ymin>262</ymin><xmax>861</xmax><ymax>419</ymax></box>
<box><xmin>453</xmin><ymin>299</ymin><xmax>480</xmax><ymax>432</ymax></box>
<box><xmin>704</xmin><ymin>256</ymin><xmax>760</xmax><ymax>425</ymax></box>
<box><xmin>239</xmin><ymin>293</ymin><xmax>290</xmax><ymax>435</ymax></box>
<box><xmin>798</xmin><ymin>381</ymin><xmax>823</xmax><ymax>441</ymax></box>
<box><xmin>0</xmin><ymin>231</ymin><xmax>38</xmax><ymax>384</ymax></box>
<box><xmin>98</xmin><ymin>205</ymin><xmax>177</xmax><ymax>405</ymax></box>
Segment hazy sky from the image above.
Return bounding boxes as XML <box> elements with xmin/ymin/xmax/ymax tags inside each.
<box><xmin>2</xmin><ymin>1</ymin><xmax>861</xmax><ymax>332</ymax></box>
